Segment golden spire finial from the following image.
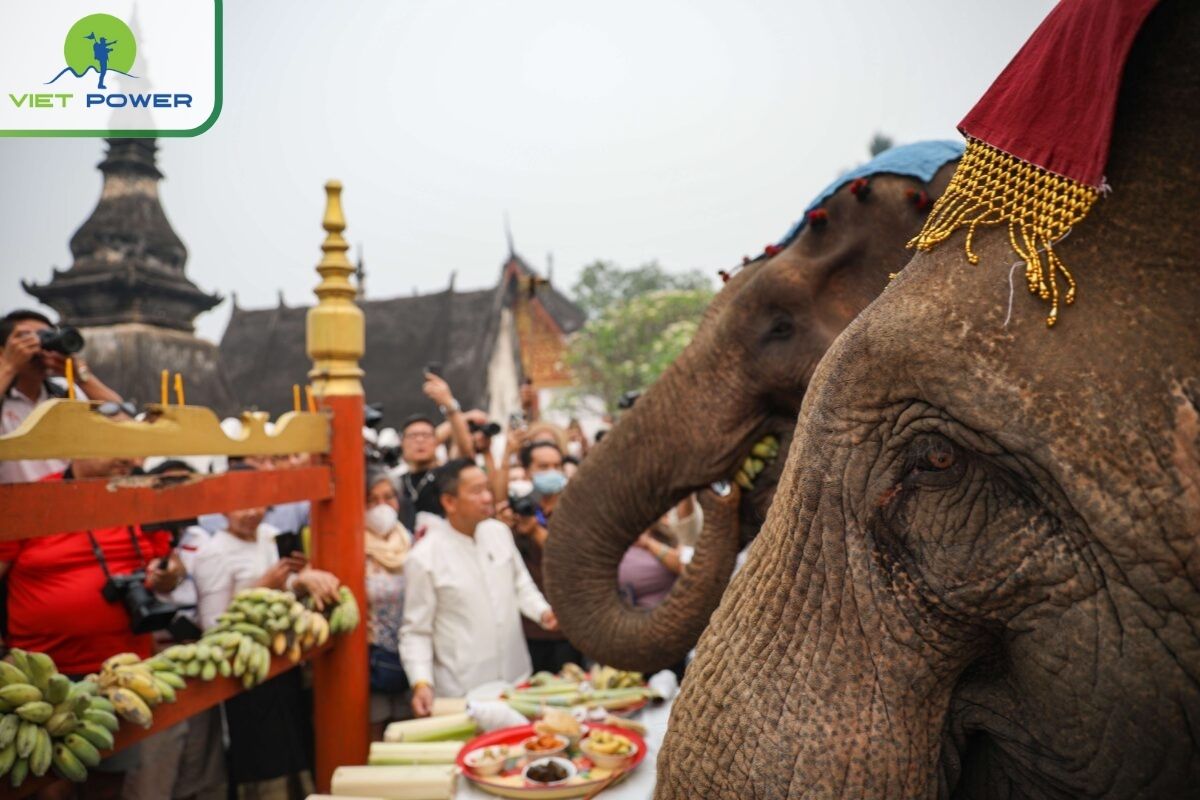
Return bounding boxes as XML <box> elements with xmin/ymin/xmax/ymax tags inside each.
<box><xmin>307</xmin><ymin>180</ymin><xmax>364</xmax><ymax>397</ymax></box>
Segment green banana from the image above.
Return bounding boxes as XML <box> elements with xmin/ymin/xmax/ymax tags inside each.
<box><xmin>6</xmin><ymin>650</ymin><xmax>32</xmax><ymax>680</ymax></box>
<box><xmin>83</xmin><ymin>708</ymin><xmax>120</xmax><ymax>733</ymax></box>
<box><xmin>185</xmin><ymin>659</ymin><xmax>202</xmax><ymax>678</ymax></box>
<box><xmin>201</xmin><ymin>661</ymin><xmax>217</xmax><ymax>682</ymax></box>
<box><xmin>156</xmin><ymin>670</ymin><xmax>186</xmax><ymax>689</ymax></box>
<box><xmin>218</xmin><ymin>659</ymin><xmax>232</xmax><ymax>678</ymax></box>
<box><xmin>69</xmin><ymin>679</ymin><xmax>99</xmax><ymax>698</ymax></box>
<box><xmin>0</xmin><ymin>684</ymin><xmax>42</xmax><ymax>706</ymax></box>
<box><xmin>87</xmin><ymin>696</ymin><xmax>115</xmax><ymax>714</ymax></box>
<box><xmin>76</xmin><ymin>721</ymin><xmax>114</xmax><ymax>751</ymax></box>
<box><xmin>0</xmin><ymin>743</ymin><xmax>14</xmax><ymax>777</ymax></box>
<box><xmin>45</xmin><ymin>673</ymin><xmax>71</xmax><ymax>705</ymax></box>
<box><xmin>16</xmin><ymin>701</ymin><xmax>54</xmax><ymax>724</ymax></box>
<box><xmin>45</xmin><ymin>710</ymin><xmax>79</xmax><ymax>737</ymax></box>
<box><xmin>154</xmin><ymin>678</ymin><xmax>177</xmax><ymax>703</ymax></box>
<box><xmin>9</xmin><ymin>755</ymin><xmax>28</xmax><ymax>787</ymax></box>
<box><xmin>29</xmin><ymin>727</ymin><xmax>51</xmax><ymax>777</ymax></box>
<box><xmin>0</xmin><ymin>663</ymin><xmax>28</xmax><ymax>688</ymax></box>
<box><xmin>64</xmin><ymin>733</ymin><xmax>101</xmax><ymax>768</ymax></box>
<box><xmin>52</xmin><ymin>742</ymin><xmax>88</xmax><ymax>782</ymax></box>
<box><xmin>231</xmin><ymin>623</ymin><xmax>269</xmax><ymax>646</ymax></box>
<box><xmin>15</xmin><ymin>721</ymin><xmax>38</xmax><ymax>759</ymax></box>
<box><xmin>0</xmin><ymin>715</ymin><xmax>18</xmax><ymax>749</ymax></box>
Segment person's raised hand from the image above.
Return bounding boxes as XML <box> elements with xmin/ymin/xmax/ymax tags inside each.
<box><xmin>634</xmin><ymin>532</ymin><xmax>656</xmax><ymax>551</ymax></box>
<box><xmin>257</xmin><ymin>560</ymin><xmax>294</xmax><ymax>590</ymax></box>
<box><xmin>463</xmin><ymin>409</ymin><xmax>488</xmax><ymax>426</ymax></box>
<box><xmin>411</xmin><ymin>683</ymin><xmax>435</xmax><ymax>717</ymax></box>
<box><xmin>40</xmin><ymin>351</ymin><xmax>69</xmax><ymax>377</ymax></box>
<box><xmin>422</xmin><ymin>372</ymin><xmax>454</xmax><ymax>408</ymax></box>
<box><xmin>295</xmin><ymin>568</ymin><xmax>341</xmax><ymax>610</ymax></box>
<box><xmin>1</xmin><ymin>330</ymin><xmax>41</xmax><ymax>371</ymax></box>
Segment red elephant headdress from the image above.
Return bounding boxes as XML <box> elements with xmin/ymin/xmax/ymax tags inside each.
<box><xmin>909</xmin><ymin>0</ymin><xmax>1160</xmax><ymax>326</ymax></box>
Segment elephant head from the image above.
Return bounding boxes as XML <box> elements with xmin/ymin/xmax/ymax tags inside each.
<box><xmin>545</xmin><ymin>144</ymin><xmax>960</xmax><ymax>672</ymax></box>
<box><xmin>658</xmin><ymin>1</ymin><xmax>1200</xmax><ymax>796</ymax></box>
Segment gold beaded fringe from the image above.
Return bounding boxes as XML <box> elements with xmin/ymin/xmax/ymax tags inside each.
<box><xmin>908</xmin><ymin>138</ymin><xmax>1099</xmax><ymax>326</ymax></box>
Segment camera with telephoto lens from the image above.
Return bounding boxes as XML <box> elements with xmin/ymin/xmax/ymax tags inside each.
<box><xmin>101</xmin><ymin>573</ymin><xmax>183</xmax><ymax>634</ymax></box>
<box><xmin>509</xmin><ymin>493</ymin><xmax>538</xmax><ymax>517</ymax></box>
<box><xmin>469</xmin><ymin>419</ymin><xmax>502</xmax><ymax>438</ymax></box>
<box><xmin>36</xmin><ymin>325</ymin><xmax>85</xmax><ymax>355</ymax></box>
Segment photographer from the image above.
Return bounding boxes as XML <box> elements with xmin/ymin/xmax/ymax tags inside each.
<box><xmin>0</xmin><ymin>453</ymin><xmax>185</xmax><ymax>673</ymax></box>
<box><xmin>191</xmin><ymin>468</ymin><xmax>340</xmax><ymax>797</ymax></box>
<box><xmin>0</xmin><ymin>309</ymin><xmax>122</xmax><ymax>484</ymax></box>
<box><xmin>508</xmin><ymin>441</ymin><xmax>581</xmax><ymax>672</ymax></box>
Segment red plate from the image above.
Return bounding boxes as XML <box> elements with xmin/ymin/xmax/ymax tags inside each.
<box><xmin>456</xmin><ymin>723</ymin><xmax>647</xmax><ymax>799</ymax></box>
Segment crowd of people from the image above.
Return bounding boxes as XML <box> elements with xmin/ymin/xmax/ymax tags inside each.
<box><xmin>0</xmin><ymin>308</ymin><xmax>704</xmax><ymax>799</ymax></box>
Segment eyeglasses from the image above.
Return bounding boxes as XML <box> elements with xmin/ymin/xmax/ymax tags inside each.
<box><xmin>404</xmin><ymin>431</ymin><xmax>435</xmax><ymax>441</ymax></box>
<box><xmin>96</xmin><ymin>401</ymin><xmax>138</xmax><ymax>418</ymax></box>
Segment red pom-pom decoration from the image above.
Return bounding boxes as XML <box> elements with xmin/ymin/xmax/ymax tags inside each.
<box><xmin>806</xmin><ymin>208</ymin><xmax>829</xmax><ymax>227</ymax></box>
<box><xmin>849</xmin><ymin>178</ymin><xmax>871</xmax><ymax>200</ymax></box>
<box><xmin>764</xmin><ymin>244</ymin><xmax>782</xmax><ymax>258</ymax></box>
<box><xmin>905</xmin><ymin>188</ymin><xmax>932</xmax><ymax>211</ymax></box>
<box><xmin>742</xmin><ymin>255</ymin><xmax>751</xmax><ymax>265</ymax></box>
<box><xmin>719</xmin><ymin>269</ymin><xmax>731</xmax><ymax>283</ymax></box>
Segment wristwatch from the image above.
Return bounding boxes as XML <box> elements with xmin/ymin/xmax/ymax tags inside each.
<box><xmin>438</xmin><ymin>399</ymin><xmax>461</xmax><ymax>416</ymax></box>
<box><xmin>75</xmin><ymin>363</ymin><xmax>93</xmax><ymax>383</ymax></box>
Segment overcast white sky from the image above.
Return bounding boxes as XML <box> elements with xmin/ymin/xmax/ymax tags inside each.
<box><xmin>2</xmin><ymin>0</ymin><xmax>1055</xmax><ymax>344</ymax></box>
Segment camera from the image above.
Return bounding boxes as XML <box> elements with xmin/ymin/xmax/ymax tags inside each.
<box><xmin>37</xmin><ymin>326</ymin><xmax>85</xmax><ymax>355</ymax></box>
<box><xmin>617</xmin><ymin>390</ymin><xmax>641</xmax><ymax>410</ymax></box>
<box><xmin>469</xmin><ymin>419</ymin><xmax>502</xmax><ymax>438</ymax></box>
<box><xmin>508</xmin><ymin>410</ymin><xmax>526</xmax><ymax>430</ymax></box>
<box><xmin>101</xmin><ymin>573</ymin><xmax>184</xmax><ymax>634</ymax></box>
<box><xmin>509</xmin><ymin>493</ymin><xmax>538</xmax><ymax>517</ymax></box>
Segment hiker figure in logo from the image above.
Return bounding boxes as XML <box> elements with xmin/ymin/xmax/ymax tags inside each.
<box><xmin>87</xmin><ymin>33</ymin><xmax>117</xmax><ymax>89</ymax></box>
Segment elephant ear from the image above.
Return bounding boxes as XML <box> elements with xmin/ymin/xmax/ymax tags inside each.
<box><xmin>910</xmin><ymin>0</ymin><xmax>1160</xmax><ymax>327</ymax></box>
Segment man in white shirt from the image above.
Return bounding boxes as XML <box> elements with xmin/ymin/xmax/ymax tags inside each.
<box><xmin>0</xmin><ymin>309</ymin><xmax>123</xmax><ymax>484</ymax></box>
<box><xmin>401</xmin><ymin>459</ymin><xmax>559</xmax><ymax>716</ymax></box>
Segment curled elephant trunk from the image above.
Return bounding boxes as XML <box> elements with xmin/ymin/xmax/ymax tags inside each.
<box><xmin>544</xmin><ymin>370</ymin><xmax>751</xmax><ymax>672</ymax></box>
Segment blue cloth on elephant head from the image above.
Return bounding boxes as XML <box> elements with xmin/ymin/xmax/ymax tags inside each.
<box><xmin>775</xmin><ymin>139</ymin><xmax>965</xmax><ymax>246</ymax></box>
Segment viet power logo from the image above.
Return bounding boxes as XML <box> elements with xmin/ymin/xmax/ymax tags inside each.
<box><xmin>10</xmin><ymin>12</ymin><xmax>192</xmax><ymax>111</ymax></box>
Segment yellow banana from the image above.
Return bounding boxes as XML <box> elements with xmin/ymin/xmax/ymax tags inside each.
<box><xmin>107</xmin><ymin>688</ymin><xmax>153</xmax><ymax>728</ymax></box>
<box><xmin>116</xmin><ymin>669</ymin><xmax>162</xmax><ymax>705</ymax></box>
<box><xmin>101</xmin><ymin>653</ymin><xmax>141</xmax><ymax>672</ymax></box>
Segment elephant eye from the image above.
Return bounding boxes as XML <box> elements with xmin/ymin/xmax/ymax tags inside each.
<box><xmin>765</xmin><ymin>315</ymin><xmax>794</xmax><ymax>341</ymax></box>
<box><xmin>904</xmin><ymin>434</ymin><xmax>963</xmax><ymax>486</ymax></box>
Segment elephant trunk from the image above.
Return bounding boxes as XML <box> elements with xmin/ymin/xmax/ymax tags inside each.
<box><xmin>656</xmin><ymin>468</ymin><xmax>969</xmax><ymax>797</ymax></box>
<box><xmin>545</xmin><ymin>355</ymin><xmax>753</xmax><ymax>672</ymax></box>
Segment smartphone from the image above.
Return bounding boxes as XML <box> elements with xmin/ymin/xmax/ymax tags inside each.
<box><xmin>274</xmin><ymin>531</ymin><xmax>302</xmax><ymax>560</ymax></box>
<box><xmin>509</xmin><ymin>410</ymin><xmax>526</xmax><ymax>430</ymax></box>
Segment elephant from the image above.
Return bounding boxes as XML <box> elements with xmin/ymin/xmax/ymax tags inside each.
<box><xmin>545</xmin><ymin>142</ymin><xmax>962</xmax><ymax>673</ymax></box>
<box><xmin>657</xmin><ymin>1</ymin><xmax>1200</xmax><ymax>797</ymax></box>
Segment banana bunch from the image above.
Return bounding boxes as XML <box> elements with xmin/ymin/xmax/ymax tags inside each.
<box><xmin>89</xmin><ymin>652</ymin><xmax>182</xmax><ymax>731</ymax></box>
<box><xmin>327</xmin><ymin>586</ymin><xmax>361</xmax><ymax>635</ymax></box>
<box><xmin>201</xmin><ymin>587</ymin><xmax>332</xmax><ymax>687</ymax></box>
<box><xmin>157</xmin><ymin>638</ymin><xmax>232</xmax><ymax>683</ymax></box>
<box><xmin>0</xmin><ymin>648</ymin><xmax>119</xmax><ymax>787</ymax></box>
<box><xmin>590</xmin><ymin>665</ymin><xmax>644</xmax><ymax>690</ymax></box>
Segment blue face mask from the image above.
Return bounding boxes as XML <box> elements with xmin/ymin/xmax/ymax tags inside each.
<box><xmin>532</xmin><ymin>469</ymin><xmax>568</xmax><ymax>496</ymax></box>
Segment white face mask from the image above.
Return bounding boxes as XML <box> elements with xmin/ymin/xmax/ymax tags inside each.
<box><xmin>508</xmin><ymin>479</ymin><xmax>534</xmax><ymax>499</ymax></box>
<box><xmin>365</xmin><ymin>503</ymin><xmax>399</xmax><ymax>535</ymax></box>
<box><xmin>567</xmin><ymin>441</ymin><xmax>583</xmax><ymax>459</ymax></box>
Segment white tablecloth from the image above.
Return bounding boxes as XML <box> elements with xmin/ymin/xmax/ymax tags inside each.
<box><xmin>454</xmin><ymin>700</ymin><xmax>671</xmax><ymax>799</ymax></box>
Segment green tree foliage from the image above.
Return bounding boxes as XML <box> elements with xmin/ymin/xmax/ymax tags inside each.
<box><xmin>571</xmin><ymin>260</ymin><xmax>712</xmax><ymax>319</ymax></box>
<box><xmin>565</xmin><ymin>285</ymin><xmax>714</xmax><ymax>412</ymax></box>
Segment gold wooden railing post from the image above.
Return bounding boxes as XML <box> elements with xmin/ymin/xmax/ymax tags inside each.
<box><xmin>306</xmin><ymin>180</ymin><xmax>368</xmax><ymax>790</ymax></box>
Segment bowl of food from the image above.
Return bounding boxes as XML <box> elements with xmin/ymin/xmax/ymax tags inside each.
<box><xmin>521</xmin><ymin>732</ymin><xmax>569</xmax><ymax>758</ymax></box>
<box><xmin>533</xmin><ymin>708</ymin><xmax>586</xmax><ymax>745</ymax></box>
<box><xmin>463</xmin><ymin>744</ymin><xmax>510</xmax><ymax>777</ymax></box>
<box><xmin>522</xmin><ymin>756</ymin><xmax>576</xmax><ymax>786</ymax></box>
<box><xmin>580</xmin><ymin>730</ymin><xmax>637</xmax><ymax>770</ymax></box>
